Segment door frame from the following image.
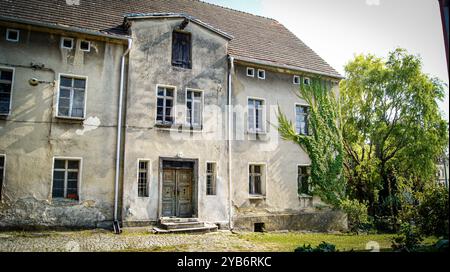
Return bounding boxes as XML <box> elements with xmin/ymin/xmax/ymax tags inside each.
<box><xmin>158</xmin><ymin>157</ymin><xmax>198</xmax><ymax>218</ymax></box>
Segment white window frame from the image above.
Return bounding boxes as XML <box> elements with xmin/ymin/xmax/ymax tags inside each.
<box><xmin>60</xmin><ymin>37</ymin><xmax>74</xmax><ymax>50</ymax></box>
<box><xmin>248</xmin><ymin>162</ymin><xmax>267</xmax><ymax>198</ymax></box>
<box><xmin>6</xmin><ymin>29</ymin><xmax>19</xmax><ymax>42</ymax></box>
<box><xmin>185</xmin><ymin>88</ymin><xmax>204</xmax><ymax>128</ymax></box>
<box><xmin>205</xmin><ymin>161</ymin><xmax>217</xmax><ymax>196</ymax></box>
<box><xmin>56</xmin><ymin>73</ymin><xmax>88</xmax><ymax>120</ymax></box>
<box><xmin>295</xmin><ymin>103</ymin><xmax>310</xmax><ymax>135</ymax></box>
<box><xmin>257</xmin><ymin>69</ymin><xmax>266</xmax><ymax>80</ymax></box>
<box><xmin>297</xmin><ymin>163</ymin><xmax>312</xmax><ymax>197</ymax></box>
<box><xmin>137</xmin><ymin>159</ymin><xmax>151</xmax><ymax>198</ymax></box>
<box><xmin>79</xmin><ymin>40</ymin><xmax>90</xmax><ymax>52</ymax></box>
<box><xmin>0</xmin><ymin>154</ymin><xmax>5</xmax><ymax>201</ymax></box>
<box><xmin>155</xmin><ymin>84</ymin><xmax>177</xmax><ymax>126</ymax></box>
<box><xmin>0</xmin><ymin>66</ymin><xmax>15</xmax><ymax>116</ymax></box>
<box><xmin>246</xmin><ymin>67</ymin><xmax>255</xmax><ymax>77</ymax></box>
<box><xmin>293</xmin><ymin>75</ymin><xmax>300</xmax><ymax>85</ymax></box>
<box><xmin>51</xmin><ymin>156</ymin><xmax>82</xmax><ymax>201</ymax></box>
<box><xmin>303</xmin><ymin>77</ymin><xmax>311</xmax><ymax>85</ymax></box>
<box><xmin>247</xmin><ymin>96</ymin><xmax>266</xmax><ymax>133</ymax></box>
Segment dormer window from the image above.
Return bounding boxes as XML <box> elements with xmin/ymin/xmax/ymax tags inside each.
<box><xmin>6</xmin><ymin>29</ymin><xmax>19</xmax><ymax>42</ymax></box>
<box><xmin>303</xmin><ymin>77</ymin><xmax>311</xmax><ymax>85</ymax></box>
<box><xmin>257</xmin><ymin>69</ymin><xmax>265</xmax><ymax>79</ymax></box>
<box><xmin>80</xmin><ymin>40</ymin><xmax>90</xmax><ymax>52</ymax></box>
<box><xmin>172</xmin><ymin>31</ymin><xmax>192</xmax><ymax>69</ymax></box>
<box><xmin>293</xmin><ymin>75</ymin><xmax>300</xmax><ymax>84</ymax></box>
<box><xmin>61</xmin><ymin>37</ymin><xmax>74</xmax><ymax>50</ymax></box>
<box><xmin>246</xmin><ymin>67</ymin><xmax>255</xmax><ymax>77</ymax></box>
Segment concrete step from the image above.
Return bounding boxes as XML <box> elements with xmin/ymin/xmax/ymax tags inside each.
<box><xmin>153</xmin><ymin>223</ymin><xmax>218</xmax><ymax>234</ymax></box>
<box><xmin>159</xmin><ymin>217</ymin><xmax>199</xmax><ymax>224</ymax></box>
<box><xmin>161</xmin><ymin>221</ymin><xmax>205</xmax><ymax>230</ymax></box>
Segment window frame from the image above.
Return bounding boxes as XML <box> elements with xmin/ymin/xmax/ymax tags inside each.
<box><xmin>293</xmin><ymin>75</ymin><xmax>300</xmax><ymax>85</ymax></box>
<box><xmin>185</xmin><ymin>88</ymin><xmax>204</xmax><ymax>129</ymax></box>
<box><xmin>79</xmin><ymin>40</ymin><xmax>90</xmax><ymax>52</ymax></box>
<box><xmin>171</xmin><ymin>30</ymin><xmax>192</xmax><ymax>69</ymax></box>
<box><xmin>0</xmin><ymin>154</ymin><xmax>5</xmax><ymax>201</ymax></box>
<box><xmin>51</xmin><ymin>156</ymin><xmax>82</xmax><ymax>201</ymax></box>
<box><xmin>246</xmin><ymin>67</ymin><xmax>255</xmax><ymax>77</ymax></box>
<box><xmin>155</xmin><ymin>84</ymin><xmax>177</xmax><ymax>126</ymax></box>
<box><xmin>56</xmin><ymin>73</ymin><xmax>88</xmax><ymax>120</ymax></box>
<box><xmin>6</xmin><ymin>29</ymin><xmax>20</xmax><ymax>42</ymax></box>
<box><xmin>205</xmin><ymin>161</ymin><xmax>217</xmax><ymax>196</ymax></box>
<box><xmin>294</xmin><ymin>103</ymin><xmax>310</xmax><ymax>135</ymax></box>
<box><xmin>257</xmin><ymin>69</ymin><xmax>266</xmax><ymax>80</ymax></box>
<box><xmin>248</xmin><ymin>163</ymin><xmax>267</xmax><ymax>198</ymax></box>
<box><xmin>137</xmin><ymin>159</ymin><xmax>151</xmax><ymax>198</ymax></box>
<box><xmin>247</xmin><ymin>96</ymin><xmax>266</xmax><ymax>134</ymax></box>
<box><xmin>0</xmin><ymin>66</ymin><xmax>15</xmax><ymax>116</ymax></box>
<box><xmin>303</xmin><ymin>77</ymin><xmax>311</xmax><ymax>85</ymax></box>
<box><xmin>297</xmin><ymin>164</ymin><xmax>312</xmax><ymax>197</ymax></box>
<box><xmin>60</xmin><ymin>37</ymin><xmax>74</xmax><ymax>50</ymax></box>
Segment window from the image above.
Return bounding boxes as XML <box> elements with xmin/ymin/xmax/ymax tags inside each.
<box><xmin>172</xmin><ymin>31</ymin><xmax>191</xmax><ymax>69</ymax></box>
<box><xmin>257</xmin><ymin>69</ymin><xmax>265</xmax><ymax>79</ymax></box>
<box><xmin>61</xmin><ymin>37</ymin><xmax>74</xmax><ymax>49</ymax></box>
<box><xmin>138</xmin><ymin>160</ymin><xmax>149</xmax><ymax>197</ymax></box>
<box><xmin>246</xmin><ymin>67</ymin><xmax>255</xmax><ymax>77</ymax></box>
<box><xmin>57</xmin><ymin>75</ymin><xmax>86</xmax><ymax>118</ymax></box>
<box><xmin>295</xmin><ymin>105</ymin><xmax>309</xmax><ymax>135</ymax></box>
<box><xmin>186</xmin><ymin>89</ymin><xmax>203</xmax><ymax>128</ymax></box>
<box><xmin>249</xmin><ymin>164</ymin><xmax>265</xmax><ymax>196</ymax></box>
<box><xmin>0</xmin><ymin>155</ymin><xmax>4</xmax><ymax>201</ymax></box>
<box><xmin>6</xmin><ymin>29</ymin><xmax>19</xmax><ymax>42</ymax></box>
<box><xmin>0</xmin><ymin>68</ymin><xmax>14</xmax><ymax>115</ymax></box>
<box><xmin>52</xmin><ymin>159</ymin><xmax>80</xmax><ymax>200</ymax></box>
<box><xmin>293</xmin><ymin>75</ymin><xmax>300</xmax><ymax>85</ymax></box>
<box><xmin>298</xmin><ymin>165</ymin><xmax>311</xmax><ymax>196</ymax></box>
<box><xmin>80</xmin><ymin>40</ymin><xmax>90</xmax><ymax>52</ymax></box>
<box><xmin>206</xmin><ymin>162</ymin><xmax>217</xmax><ymax>195</ymax></box>
<box><xmin>156</xmin><ymin>86</ymin><xmax>175</xmax><ymax>125</ymax></box>
<box><xmin>303</xmin><ymin>77</ymin><xmax>311</xmax><ymax>85</ymax></box>
<box><xmin>248</xmin><ymin>98</ymin><xmax>265</xmax><ymax>133</ymax></box>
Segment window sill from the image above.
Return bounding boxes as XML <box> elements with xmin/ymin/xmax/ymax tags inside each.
<box><xmin>247</xmin><ymin>130</ymin><xmax>267</xmax><ymax>135</ymax></box>
<box><xmin>298</xmin><ymin>194</ymin><xmax>312</xmax><ymax>198</ymax></box>
<box><xmin>249</xmin><ymin>195</ymin><xmax>266</xmax><ymax>200</ymax></box>
<box><xmin>51</xmin><ymin>198</ymin><xmax>80</xmax><ymax>205</ymax></box>
<box><xmin>55</xmin><ymin>115</ymin><xmax>85</xmax><ymax>121</ymax></box>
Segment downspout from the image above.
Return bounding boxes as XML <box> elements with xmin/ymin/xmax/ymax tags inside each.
<box><xmin>113</xmin><ymin>38</ymin><xmax>132</xmax><ymax>234</ymax></box>
<box><xmin>227</xmin><ymin>56</ymin><xmax>234</xmax><ymax>230</ymax></box>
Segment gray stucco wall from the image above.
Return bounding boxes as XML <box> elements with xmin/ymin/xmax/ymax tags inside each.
<box><xmin>0</xmin><ymin>25</ymin><xmax>124</xmax><ymax>228</ymax></box>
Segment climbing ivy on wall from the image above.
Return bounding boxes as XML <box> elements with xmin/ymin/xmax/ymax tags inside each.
<box><xmin>277</xmin><ymin>79</ymin><xmax>346</xmax><ymax>207</ymax></box>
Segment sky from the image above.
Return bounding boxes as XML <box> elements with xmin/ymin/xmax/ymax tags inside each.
<box><xmin>203</xmin><ymin>0</ymin><xmax>449</xmax><ymax>121</ymax></box>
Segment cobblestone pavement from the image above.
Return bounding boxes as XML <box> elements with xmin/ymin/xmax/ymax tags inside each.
<box><xmin>0</xmin><ymin>229</ymin><xmax>265</xmax><ymax>252</ymax></box>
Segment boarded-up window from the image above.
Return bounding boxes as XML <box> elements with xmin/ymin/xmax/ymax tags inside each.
<box><xmin>295</xmin><ymin>105</ymin><xmax>309</xmax><ymax>135</ymax></box>
<box><xmin>52</xmin><ymin>159</ymin><xmax>80</xmax><ymax>200</ymax></box>
<box><xmin>249</xmin><ymin>164</ymin><xmax>264</xmax><ymax>195</ymax></box>
<box><xmin>138</xmin><ymin>160</ymin><xmax>149</xmax><ymax>197</ymax></box>
<box><xmin>298</xmin><ymin>165</ymin><xmax>311</xmax><ymax>195</ymax></box>
<box><xmin>0</xmin><ymin>155</ymin><xmax>4</xmax><ymax>201</ymax></box>
<box><xmin>186</xmin><ymin>90</ymin><xmax>203</xmax><ymax>127</ymax></box>
<box><xmin>58</xmin><ymin>76</ymin><xmax>86</xmax><ymax>118</ymax></box>
<box><xmin>206</xmin><ymin>162</ymin><xmax>216</xmax><ymax>195</ymax></box>
<box><xmin>156</xmin><ymin>86</ymin><xmax>175</xmax><ymax>125</ymax></box>
<box><xmin>172</xmin><ymin>31</ymin><xmax>192</xmax><ymax>69</ymax></box>
<box><xmin>0</xmin><ymin>69</ymin><xmax>13</xmax><ymax>115</ymax></box>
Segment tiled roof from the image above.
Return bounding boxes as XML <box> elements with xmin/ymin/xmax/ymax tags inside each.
<box><xmin>0</xmin><ymin>0</ymin><xmax>341</xmax><ymax>78</ymax></box>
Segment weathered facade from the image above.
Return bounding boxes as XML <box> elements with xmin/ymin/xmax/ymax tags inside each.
<box><xmin>0</xmin><ymin>0</ymin><xmax>346</xmax><ymax>232</ymax></box>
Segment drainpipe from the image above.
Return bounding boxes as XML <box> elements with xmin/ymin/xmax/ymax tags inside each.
<box><xmin>227</xmin><ymin>56</ymin><xmax>234</xmax><ymax>230</ymax></box>
<box><xmin>113</xmin><ymin>38</ymin><xmax>132</xmax><ymax>234</ymax></box>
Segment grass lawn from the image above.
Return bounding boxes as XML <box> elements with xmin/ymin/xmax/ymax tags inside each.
<box><xmin>237</xmin><ymin>232</ymin><xmax>439</xmax><ymax>252</ymax></box>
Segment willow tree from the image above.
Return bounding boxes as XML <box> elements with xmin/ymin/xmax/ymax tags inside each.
<box><xmin>277</xmin><ymin>79</ymin><xmax>345</xmax><ymax>207</ymax></box>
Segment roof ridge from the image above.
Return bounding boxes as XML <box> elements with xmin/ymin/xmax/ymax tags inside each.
<box><xmin>194</xmin><ymin>0</ymin><xmax>277</xmax><ymax>22</ymax></box>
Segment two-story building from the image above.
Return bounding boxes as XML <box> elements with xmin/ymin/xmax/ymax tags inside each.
<box><xmin>0</xmin><ymin>0</ymin><xmax>346</xmax><ymax>232</ymax></box>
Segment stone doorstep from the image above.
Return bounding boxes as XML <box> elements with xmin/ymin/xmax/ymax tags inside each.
<box><xmin>161</xmin><ymin>221</ymin><xmax>205</xmax><ymax>230</ymax></box>
<box><xmin>153</xmin><ymin>223</ymin><xmax>218</xmax><ymax>234</ymax></box>
<box><xmin>159</xmin><ymin>217</ymin><xmax>200</xmax><ymax>224</ymax></box>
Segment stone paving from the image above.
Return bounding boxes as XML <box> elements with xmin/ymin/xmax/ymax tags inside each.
<box><xmin>0</xmin><ymin>229</ymin><xmax>264</xmax><ymax>252</ymax></box>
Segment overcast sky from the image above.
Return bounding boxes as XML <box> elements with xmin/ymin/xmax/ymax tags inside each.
<box><xmin>204</xmin><ymin>0</ymin><xmax>449</xmax><ymax>120</ymax></box>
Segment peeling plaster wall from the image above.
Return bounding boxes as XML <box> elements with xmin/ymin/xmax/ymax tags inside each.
<box><xmin>0</xmin><ymin>26</ymin><xmax>124</xmax><ymax>228</ymax></box>
<box><xmin>122</xmin><ymin>18</ymin><xmax>229</xmax><ymax>224</ymax></box>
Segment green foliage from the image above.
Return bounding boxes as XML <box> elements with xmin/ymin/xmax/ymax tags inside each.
<box><xmin>277</xmin><ymin>79</ymin><xmax>345</xmax><ymax>206</ymax></box>
<box><xmin>295</xmin><ymin>241</ymin><xmax>337</xmax><ymax>252</ymax></box>
<box><xmin>340</xmin><ymin>48</ymin><xmax>449</xmax><ymax>225</ymax></box>
<box><xmin>339</xmin><ymin>199</ymin><xmax>371</xmax><ymax>232</ymax></box>
<box><xmin>391</xmin><ymin>223</ymin><xmax>423</xmax><ymax>252</ymax></box>
<box><xmin>415</xmin><ymin>185</ymin><xmax>449</xmax><ymax>238</ymax></box>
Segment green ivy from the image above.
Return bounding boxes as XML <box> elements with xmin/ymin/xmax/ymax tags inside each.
<box><xmin>277</xmin><ymin>79</ymin><xmax>345</xmax><ymax>207</ymax></box>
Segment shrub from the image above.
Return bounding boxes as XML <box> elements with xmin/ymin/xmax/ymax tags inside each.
<box><xmin>340</xmin><ymin>199</ymin><xmax>371</xmax><ymax>233</ymax></box>
<box><xmin>391</xmin><ymin>223</ymin><xmax>423</xmax><ymax>252</ymax></box>
<box><xmin>295</xmin><ymin>242</ymin><xmax>337</xmax><ymax>252</ymax></box>
<box><xmin>415</xmin><ymin>185</ymin><xmax>449</xmax><ymax>238</ymax></box>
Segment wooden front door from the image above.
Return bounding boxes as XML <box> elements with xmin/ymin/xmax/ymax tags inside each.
<box><xmin>161</xmin><ymin>168</ymin><xmax>193</xmax><ymax>217</ymax></box>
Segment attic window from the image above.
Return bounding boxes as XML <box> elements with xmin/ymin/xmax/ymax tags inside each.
<box><xmin>80</xmin><ymin>40</ymin><xmax>90</xmax><ymax>52</ymax></box>
<box><xmin>246</xmin><ymin>67</ymin><xmax>255</xmax><ymax>77</ymax></box>
<box><xmin>257</xmin><ymin>69</ymin><xmax>265</xmax><ymax>80</ymax></box>
<box><xmin>303</xmin><ymin>77</ymin><xmax>311</xmax><ymax>85</ymax></box>
<box><xmin>172</xmin><ymin>31</ymin><xmax>192</xmax><ymax>69</ymax></box>
<box><xmin>61</xmin><ymin>37</ymin><xmax>74</xmax><ymax>49</ymax></box>
<box><xmin>6</xmin><ymin>29</ymin><xmax>19</xmax><ymax>42</ymax></box>
<box><xmin>293</xmin><ymin>75</ymin><xmax>300</xmax><ymax>85</ymax></box>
